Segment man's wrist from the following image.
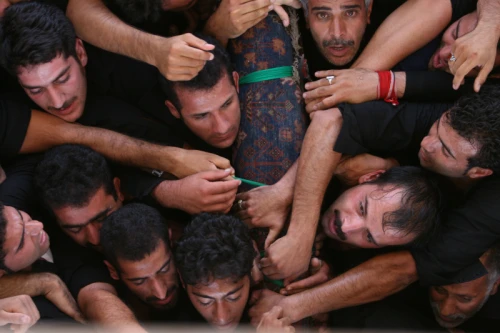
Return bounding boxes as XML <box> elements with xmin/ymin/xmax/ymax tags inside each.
<box><xmin>281</xmin><ymin>295</ymin><xmax>304</xmax><ymax>323</ymax></box>
<box><xmin>203</xmin><ymin>14</ymin><xmax>229</xmax><ymax>46</ymax></box>
<box><xmin>40</xmin><ymin>273</ymin><xmax>61</xmax><ymax>296</ymax></box>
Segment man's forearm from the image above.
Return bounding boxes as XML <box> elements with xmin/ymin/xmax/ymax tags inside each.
<box><xmin>353</xmin><ymin>0</ymin><xmax>452</xmax><ymax>70</ymax></box>
<box><xmin>66</xmin><ymin>0</ymin><xmax>161</xmax><ymax>67</ymax></box>
<box><xmin>21</xmin><ymin>110</ymin><xmax>184</xmax><ymax>177</ymax></box>
<box><xmin>284</xmin><ymin>251</ymin><xmax>418</xmax><ymax>322</ymax></box>
<box><xmin>287</xmin><ymin>109</ymin><xmax>343</xmax><ymax>242</ymax></box>
<box><xmin>0</xmin><ymin>273</ymin><xmax>55</xmax><ymax>298</ymax></box>
<box><xmin>78</xmin><ymin>283</ymin><xmax>145</xmax><ymax>332</ymax></box>
<box><xmin>477</xmin><ymin>0</ymin><xmax>500</xmax><ymax>36</ymax></box>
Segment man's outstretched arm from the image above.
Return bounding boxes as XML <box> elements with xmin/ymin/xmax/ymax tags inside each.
<box><xmin>353</xmin><ymin>0</ymin><xmax>452</xmax><ymax>70</ymax></box>
<box><xmin>250</xmin><ymin>251</ymin><xmax>418</xmax><ymax>323</ymax></box>
<box><xmin>66</xmin><ymin>0</ymin><xmax>214</xmax><ymax>81</ymax></box>
<box><xmin>261</xmin><ymin>109</ymin><xmax>343</xmax><ymax>282</ymax></box>
<box><xmin>20</xmin><ymin>109</ymin><xmax>231</xmax><ymax>179</ymax></box>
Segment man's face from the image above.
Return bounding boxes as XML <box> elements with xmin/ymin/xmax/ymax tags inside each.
<box><xmin>169</xmin><ymin>72</ymin><xmax>241</xmax><ymax>149</ymax></box>
<box><xmin>17</xmin><ymin>39</ymin><xmax>88</xmax><ymax>123</ymax></box>
<box><xmin>115</xmin><ymin>240</ymin><xmax>179</xmax><ymax>310</ymax></box>
<box><xmin>428</xmin><ymin>12</ymin><xmax>479</xmax><ymax>73</ymax></box>
<box><xmin>419</xmin><ymin>112</ymin><xmax>478</xmax><ymax>178</ymax></box>
<box><xmin>186</xmin><ymin>276</ymin><xmax>250</xmax><ymax>331</ymax></box>
<box><xmin>52</xmin><ymin>184</ymin><xmax>123</xmax><ymax>252</ymax></box>
<box><xmin>2</xmin><ymin>206</ymin><xmax>50</xmax><ymax>272</ymax></box>
<box><xmin>307</xmin><ymin>0</ymin><xmax>372</xmax><ymax>67</ymax></box>
<box><xmin>161</xmin><ymin>0</ymin><xmax>197</xmax><ymax>11</ymax></box>
<box><xmin>321</xmin><ymin>183</ymin><xmax>415</xmax><ymax>248</ymax></box>
<box><xmin>429</xmin><ymin>275</ymin><xmax>496</xmax><ymax>328</ymax></box>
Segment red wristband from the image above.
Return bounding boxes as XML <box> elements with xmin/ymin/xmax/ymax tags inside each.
<box><xmin>377</xmin><ymin>71</ymin><xmax>399</xmax><ymax>106</ymax></box>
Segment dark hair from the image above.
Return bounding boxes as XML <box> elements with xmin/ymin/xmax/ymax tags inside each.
<box><xmin>34</xmin><ymin>145</ymin><xmax>116</xmax><ymax>210</ymax></box>
<box><xmin>104</xmin><ymin>0</ymin><xmax>163</xmax><ymax>25</ymax></box>
<box><xmin>366</xmin><ymin>166</ymin><xmax>445</xmax><ymax>246</ymax></box>
<box><xmin>158</xmin><ymin>34</ymin><xmax>235</xmax><ymax>111</ymax></box>
<box><xmin>100</xmin><ymin>203</ymin><xmax>169</xmax><ymax>269</ymax></box>
<box><xmin>0</xmin><ymin>1</ymin><xmax>78</xmax><ymax>76</ymax></box>
<box><xmin>175</xmin><ymin>213</ymin><xmax>256</xmax><ymax>285</ymax></box>
<box><xmin>447</xmin><ymin>85</ymin><xmax>500</xmax><ymax>174</ymax></box>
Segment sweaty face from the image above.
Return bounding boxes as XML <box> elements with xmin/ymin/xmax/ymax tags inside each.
<box><xmin>308</xmin><ymin>0</ymin><xmax>371</xmax><ymax>67</ymax></box>
<box><xmin>53</xmin><ymin>185</ymin><xmax>123</xmax><ymax>252</ymax></box>
<box><xmin>2</xmin><ymin>206</ymin><xmax>50</xmax><ymax>272</ymax></box>
<box><xmin>173</xmin><ymin>72</ymin><xmax>241</xmax><ymax>149</ymax></box>
<box><xmin>186</xmin><ymin>276</ymin><xmax>250</xmax><ymax>331</ymax></box>
<box><xmin>321</xmin><ymin>183</ymin><xmax>415</xmax><ymax>248</ymax></box>
<box><xmin>161</xmin><ymin>0</ymin><xmax>197</xmax><ymax>11</ymax></box>
<box><xmin>116</xmin><ymin>241</ymin><xmax>179</xmax><ymax>310</ymax></box>
<box><xmin>430</xmin><ymin>275</ymin><xmax>494</xmax><ymax>328</ymax></box>
<box><xmin>428</xmin><ymin>12</ymin><xmax>478</xmax><ymax>72</ymax></box>
<box><xmin>419</xmin><ymin>112</ymin><xmax>478</xmax><ymax>178</ymax></box>
<box><xmin>17</xmin><ymin>39</ymin><xmax>88</xmax><ymax>123</ymax></box>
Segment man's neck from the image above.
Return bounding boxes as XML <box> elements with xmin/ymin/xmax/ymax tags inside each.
<box><xmin>450</xmin><ymin>177</ymin><xmax>479</xmax><ymax>192</ymax></box>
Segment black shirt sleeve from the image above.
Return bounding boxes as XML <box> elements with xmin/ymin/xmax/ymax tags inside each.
<box><xmin>333</xmin><ymin>101</ymin><xmax>451</xmax><ymax>157</ymax></box>
<box><xmin>411</xmin><ymin>177</ymin><xmax>500</xmax><ymax>286</ymax></box>
<box><xmin>0</xmin><ymin>99</ymin><xmax>31</xmax><ymax>162</ymax></box>
<box><xmin>451</xmin><ymin>0</ymin><xmax>477</xmax><ymax>22</ymax></box>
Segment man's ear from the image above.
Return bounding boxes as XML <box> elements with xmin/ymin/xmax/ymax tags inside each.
<box><xmin>490</xmin><ymin>277</ymin><xmax>500</xmax><ymax>295</ymax></box>
<box><xmin>75</xmin><ymin>38</ymin><xmax>88</xmax><ymax>67</ymax></box>
<box><xmin>250</xmin><ymin>240</ymin><xmax>263</xmax><ymax>286</ymax></box>
<box><xmin>113</xmin><ymin>177</ymin><xmax>125</xmax><ymax>202</ymax></box>
<box><xmin>165</xmin><ymin>100</ymin><xmax>181</xmax><ymax>119</ymax></box>
<box><xmin>366</xmin><ymin>0</ymin><xmax>374</xmax><ymax>24</ymax></box>
<box><xmin>358</xmin><ymin>169</ymin><xmax>386</xmax><ymax>184</ymax></box>
<box><xmin>466</xmin><ymin>167</ymin><xmax>493</xmax><ymax>180</ymax></box>
<box><xmin>232</xmin><ymin>71</ymin><xmax>240</xmax><ymax>93</ymax></box>
<box><xmin>104</xmin><ymin>260</ymin><xmax>120</xmax><ymax>280</ymax></box>
<box><xmin>0</xmin><ymin>270</ymin><xmax>6</xmax><ymax>279</ymax></box>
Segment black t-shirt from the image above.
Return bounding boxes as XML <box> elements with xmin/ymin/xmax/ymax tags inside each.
<box><xmin>333</xmin><ymin>100</ymin><xmax>451</xmax><ymax>165</ymax></box>
<box><xmin>0</xmin><ymin>99</ymin><xmax>31</xmax><ymax>162</ymax></box>
<box><xmin>332</xmin><ymin>100</ymin><xmax>500</xmax><ymax>286</ymax></box>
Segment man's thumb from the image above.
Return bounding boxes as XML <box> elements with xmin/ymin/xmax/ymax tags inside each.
<box><xmin>264</xmin><ymin>228</ymin><xmax>280</xmax><ymax>250</ymax></box>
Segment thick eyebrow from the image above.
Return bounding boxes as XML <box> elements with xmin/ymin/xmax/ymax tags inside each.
<box><xmin>60</xmin><ymin>207</ymin><xmax>111</xmax><ymax>229</ymax></box>
<box><xmin>311</xmin><ymin>6</ymin><xmax>332</xmax><ymax>12</ymax></box>
<box><xmin>453</xmin><ymin>19</ymin><xmax>462</xmax><ymax>40</ymax></box>
<box><xmin>21</xmin><ymin>65</ymin><xmax>71</xmax><ymax>89</ymax></box>
<box><xmin>341</xmin><ymin>4</ymin><xmax>361</xmax><ymax>10</ymax></box>
<box><xmin>15</xmin><ymin>209</ymin><xmax>25</xmax><ymax>253</ymax></box>
<box><xmin>436</xmin><ymin>117</ymin><xmax>456</xmax><ymax>159</ymax></box>
<box><xmin>365</xmin><ymin>196</ymin><xmax>380</xmax><ymax>246</ymax></box>
<box><xmin>126</xmin><ymin>257</ymin><xmax>171</xmax><ymax>282</ymax></box>
<box><xmin>192</xmin><ymin>284</ymin><xmax>245</xmax><ymax>300</ymax></box>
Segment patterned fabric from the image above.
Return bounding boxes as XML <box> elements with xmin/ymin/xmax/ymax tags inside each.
<box><xmin>229</xmin><ymin>11</ymin><xmax>308</xmax><ymax>189</ymax></box>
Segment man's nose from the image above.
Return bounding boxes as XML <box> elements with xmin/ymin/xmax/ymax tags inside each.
<box><xmin>328</xmin><ymin>17</ymin><xmax>346</xmax><ymax>39</ymax></box>
<box><xmin>26</xmin><ymin>220</ymin><xmax>44</xmax><ymax>235</ymax></box>
<box><xmin>421</xmin><ymin>135</ymin><xmax>437</xmax><ymax>153</ymax></box>
<box><xmin>47</xmin><ymin>87</ymin><xmax>65</xmax><ymax>108</ymax></box>
<box><xmin>439</xmin><ymin>45</ymin><xmax>452</xmax><ymax>64</ymax></box>
<box><xmin>342</xmin><ymin>217</ymin><xmax>364</xmax><ymax>234</ymax></box>
<box><xmin>151</xmin><ymin>279</ymin><xmax>167</xmax><ymax>300</ymax></box>
<box><xmin>213</xmin><ymin>302</ymin><xmax>231</xmax><ymax>326</ymax></box>
<box><xmin>86</xmin><ymin>223</ymin><xmax>102</xmax><ymax>246</ymax></box>
<box><xmin>440</xmin><ymin>298</ymin><xmax>456</xmax><ymax>318</ymax></box>
<box><xmin>213</xmin><ymin>114</ymin><xmax>231</xmax><ymax>135</ymax></box>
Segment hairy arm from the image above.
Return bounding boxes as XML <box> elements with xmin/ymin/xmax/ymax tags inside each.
<box><xmin>251</xmin><ymin>251</ymin><xmax>417</xmax><ymax>323</ymax></box>
<box><xmin>66</xmin><ymin>0</ymin><xmax>214</xmax><ymax>81</ymax></box>
<box><xmin>261</xmin><ymin>109</ymin><xmax>343</xmax><ymax>282</ymax></box>
<box><xmin>20</xmin><ymin>110</ymin><xmax>231</xmax><ymax>178</ymax></box>
<box><xmin>353</xmin><ymin>0</ymin><xmax>452</xmax><ymax>70</ymax></box>
<box><xmin>78</xmin><ymin>282</ymin><xmax>145</xmax><ymax>332</ymax></box>
<box><xmin>0</xmin><ymin>273</ymin><xmax>84</xmax><ymax>323</ymax></box>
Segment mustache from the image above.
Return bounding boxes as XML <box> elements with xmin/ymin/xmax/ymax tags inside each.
<box><xmin>146</xmin><ymin>285</ymin><xmax>178</xmax><ymax>303</ymax></box>
<box><xmin>334</xmin><ymin>210</ymin><xmax>347</xmax><ymax>241</ymax></box>
<box><xmin>323</xmin><ymin>38</ymin><xmax>355</xmax><ymax>48</ymax></box>
<box><xmin>430</xmin><ymin>301</ymin><xmax>466</xmax><ymax>322</ymax></box>
<box><xmin>48</xmin><ymin>97</ymin><xmax>77</xmax><ymax>112</ymax></box>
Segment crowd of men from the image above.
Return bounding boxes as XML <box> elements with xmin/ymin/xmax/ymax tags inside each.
<box><xmin>0</xmin><ymin>0</ymin><xmax>499</xmax><ymax>332</ymax></box>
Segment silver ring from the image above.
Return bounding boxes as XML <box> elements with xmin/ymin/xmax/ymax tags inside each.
<box><xmin>237</xmin><ymin>199</ymin><xmax>244</xmax><ymax>210</ymax></box>
<box><xmin>449</xmin><ymin>54</ymin><xmax>456</xmax><ymax>62</ymax></box>
<box><xmin>326</xmin><ymin>75</ymin><xmax>335</xmax><ymax>84</ymax></box>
